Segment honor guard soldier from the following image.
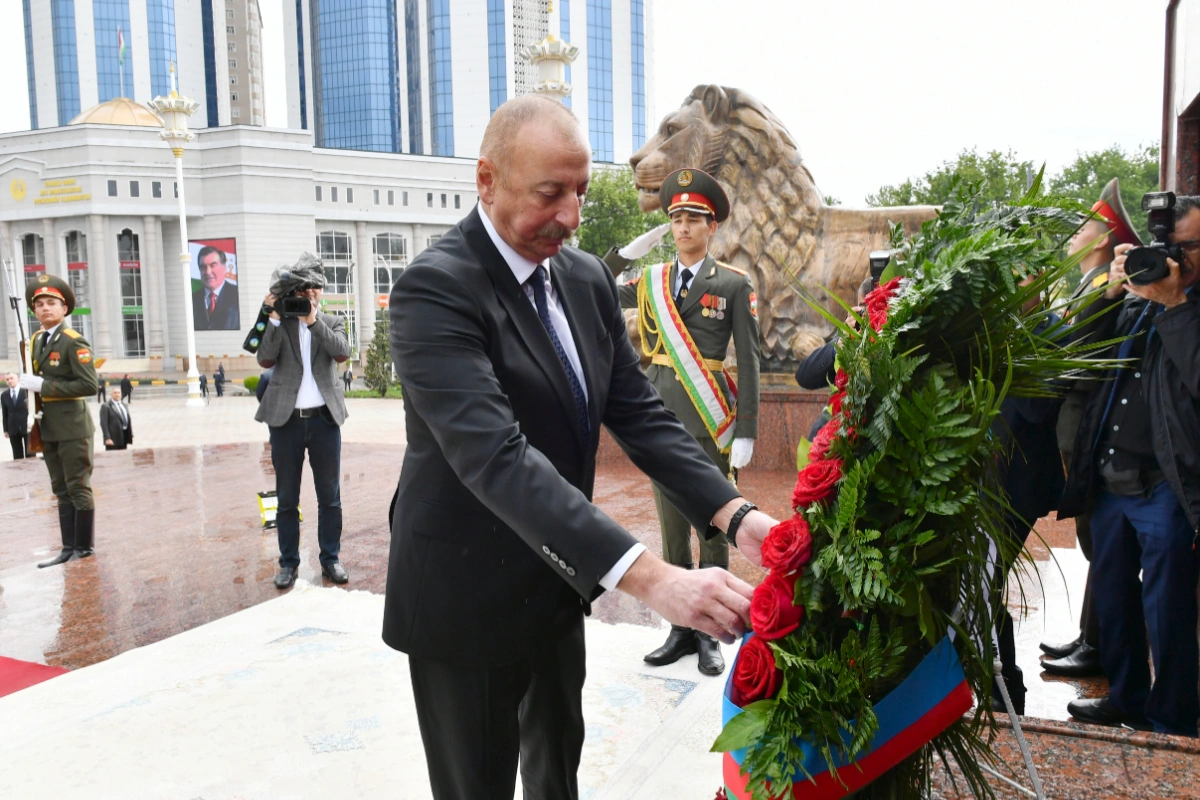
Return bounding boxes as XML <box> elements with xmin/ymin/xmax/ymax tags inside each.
<box><xmin>11</xmin><ymin>274</ymin><xmax>100</xmax><ymax>567</ymax></box>
<box><xmin>607</xmin><ymin>168</ymin><xmax>761</xmax><ymax>675</ymax></box>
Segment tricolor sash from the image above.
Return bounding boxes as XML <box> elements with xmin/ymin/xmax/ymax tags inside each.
<box><xmin>638</xmin><ymin>262</ymin><xmax>737</xmax><ymax>451</ymax></box>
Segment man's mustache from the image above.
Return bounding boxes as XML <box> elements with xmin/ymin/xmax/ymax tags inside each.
<box><xmin>537</xmin><ymin>222</ymin><xmax>575</xmax><ymax>240</ymax></box>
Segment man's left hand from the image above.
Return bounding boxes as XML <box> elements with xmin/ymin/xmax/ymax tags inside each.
<box><xmin>1127</xmin><ymin>257</ymin><xmax>1189</xmax><ymax>309</ymax></box>
<box><xmin>302</xmin><ymin>289</ymin><xmax>321</xmax><ymax>326</ymax></box>
<box><xmin>17</xmin><ymin>374</ymin><xmax>44</xmax><ymax>393</ymax></box>
<box><xmin>729</xmin><ymin>438</ymin><xmax>754</xmax><ymax>469</ymax></box>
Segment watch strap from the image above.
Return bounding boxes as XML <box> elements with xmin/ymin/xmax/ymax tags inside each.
<box><xmin>726</xmin><ymin>501</ymin><xmax>757</xmax><ymax>548</ymax></box>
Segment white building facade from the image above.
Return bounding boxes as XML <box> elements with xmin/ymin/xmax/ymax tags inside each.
<box><xmin>0</xmin><ymin>110</ymin><xmax>475</xmax><ymax>373</ymax></box>
<box><xmin>20</xmin><ymin>0</ymin><xmax>269</xmax><ymax>131</ymax></box>
<box><xmin>284</xmin><ymin>0</ymin><xmax>655</xmax><ymax>164</ymax></box>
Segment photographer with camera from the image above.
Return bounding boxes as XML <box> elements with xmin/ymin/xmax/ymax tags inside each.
<box><xmin>1058</xmin><ymin>193</ymin><xmax>1200</xmax><ymax>736</ymax></box>
<box><xmin>255</xmin><ymin>254</ymin><xmax>352</xmax><ymax>590</ymax></box>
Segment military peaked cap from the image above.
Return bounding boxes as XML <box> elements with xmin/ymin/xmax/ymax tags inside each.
<box><xmin>659</xmin><ymin>168</ymin><xmax>730</xmax><ymax>223</ymax></box>
<box><xmin>26</xmin><ymin>272</ymin><xmax>76</xmax><ymax>315</ymax></box>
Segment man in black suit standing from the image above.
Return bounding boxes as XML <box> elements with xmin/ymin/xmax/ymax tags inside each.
<box><xmin>99</xmin><ymin>388</ymin><xmax>133</xmax><ymax>451</ymax></box>
<box><xmin>120</xmin><ymin>374</ymin><xmax>133</xmax><ymax>404</ymax></box>
<box><xmin>192</xmin><ymin>246</ymin><xmax>240</xmax><ymax>330</ymax></box>
<box><xmin>2</xmin><ymin>373</ymin><xmax>30</xmax><ymax>459</ymax></box>
<box><xmin>384</xmin><ymin>95</ymin><xmax>778</xmax><ymax>800</ymax></box>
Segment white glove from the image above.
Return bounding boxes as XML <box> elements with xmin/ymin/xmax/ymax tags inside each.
<box><xmin>730</xmin><ymin>438</ymin><xmax>754</xmax><ymax>469</ymax></box>
<box><xmin>18</xmin><ymin>374</ymin><xmax>44</xmax><ymax>394</ymax></box>
<box><xmin>618</xmin><ymin>223</ymin><xmax>670</xmax><ymax>260</ymax></box>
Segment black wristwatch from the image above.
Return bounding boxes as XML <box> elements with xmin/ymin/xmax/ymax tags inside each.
<box><xmin>726</xmin><ymin>501</ymin><xmax>757</xmax><ymax>548</ymax></box>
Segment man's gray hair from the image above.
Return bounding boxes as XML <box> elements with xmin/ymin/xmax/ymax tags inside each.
<box><xmin>479</xmin><ymin>95</ymin><xmax>586</xmax><ymax>171</ymax></box>
<box><xmin>1176</xmin><ymin>195</ymin><xmax>1200</xmax><ymax>221</ymax></box>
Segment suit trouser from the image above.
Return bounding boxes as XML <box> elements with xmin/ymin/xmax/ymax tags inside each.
<box><xmin>9</xmin><ymin>434</ymin><xmax>29</xmax><ymax>459</ymax></box>
<box><xmin>268</xmin><ymin>410</ymin><xmax>342</xmax><ymax>569</ymax></box>
<box><xmin>409</xmin><ymin>597</ymin><xmax>586</xmax><ymax>800</ymax></box>
<box><xmin>652</xmin><ymin>432</ymin><xmax>730</xmax><ymax>568</ymax></box>
<box><xmin>1091</xmin><ymin>482</ymin><xmax>1199</xmax><ymax>736</ymax></box>
<box><xmin>42</xmin><ymin>435</ymin><xmax>94</xmax><ymax>511</ymax></box>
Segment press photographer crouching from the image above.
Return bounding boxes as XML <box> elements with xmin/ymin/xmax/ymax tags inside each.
<box><xmin>1059</xmin><ymin>193</ymin><xmax>1200</xmax><ymax>736</ymax></box>
<box><xmin>254</xmin><ymin>254</ymin><xmax>352</xmax><ymax>589</ymax></box>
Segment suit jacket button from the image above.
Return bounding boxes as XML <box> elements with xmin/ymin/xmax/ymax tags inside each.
<box><xmin>542</xmin><ymin>545</ymin><xmax>551</xmax><ymax>555</ymax></box>
<box><xmin>551</xmin><ymin>553</ymin><xmax>560</xmax><ymax>563</ymax></box>
<box><xmin>560</xmin><ymin>561</ymin><xmax>568</xmax><ymax>570</ymax></box>
<box><xmin>566</xmin><ymin>567</ymin><xmax>576</xmax><ymax>576</ymax></box>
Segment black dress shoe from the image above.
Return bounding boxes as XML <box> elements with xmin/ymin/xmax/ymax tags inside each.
<box><xmin>321</xmin><ymin>561</ymin><xmax>349</xmax><ymax>584</ymax></box>
<box><xmin>695</xmin><ymin>631</ymin><xmax>726</xmax><ymax>676</ymax></box>
<box><xmin>1041</xmin><ymin>643</ymin><xmax>1103</xmax><ymax>677</ymax></box>
<box><xmin>274</xmin><ymin>566</ymin><xmax>298</xmax><ymax>589</ymax></box>
<box><xmin>37</xmin><ymin>549</ymin><xmax>74</xmax><ymax>569</ymax></box>
<box><xmin>1039</xmin><ymin>634</ymin><xmax>1083</xmax><ymax>659</ymax></box>
<box><xmin>1067</xmin><ymin>696</ymin><xmax>1152</xmax><ymax>730</ymax></box>
<box><xmin>644</xmin><ymin>625</ymin><xmax>697</xmax><ymax>666</ymax></box>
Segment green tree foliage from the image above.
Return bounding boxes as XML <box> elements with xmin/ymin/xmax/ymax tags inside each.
<box><xmin>577</xmin><ymin>165</ymin><xmax>676</xmax><ymax>266</ymax></box>
<box><xmin>1049</xmin><ymin>144</ymin><xmax>1160</xmax><ymax>241</ymax></box>
<box><xmin>867</xmin><ymin>148</ymin><xmax>1035</xmax><ymax>207</ymax></box>
<box><xmin>364</xmin><ymin>316</ymin><xmax>395</xmax><ymax>398</ymax></box>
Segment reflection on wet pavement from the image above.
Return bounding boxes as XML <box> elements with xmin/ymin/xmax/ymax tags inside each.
<box><xmin>0</xmin><ymin>441</ymin><xmax>1102</xmax><ymax>725</ymax></box>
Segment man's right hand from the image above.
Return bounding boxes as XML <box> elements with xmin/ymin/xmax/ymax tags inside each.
<box><xmin>1106</xmin><ymin>244</ymin><xmax>1133</xmax><ymax>299</ymax></box>
<box><xmin>617</xmin><ymin>552</ymin><xmax>753</xmax><ymax>643</ymax></box>
<box><xmin>263</xmin><ymin>293</ymin><xmax>280</xmax><ymax>320</ymax></box>
<box><xmin>105</xmin><ymin>439</ymin><xmax>113</xmax><ymax>446</ymax></box>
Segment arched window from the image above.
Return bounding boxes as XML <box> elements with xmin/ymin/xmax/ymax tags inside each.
<box><xmin>20</xmin><ymin>232</ymin><xmax>45</xmax><ymax>268</ymax></box>
<box><xmin>315</xmin><ymin>230</ymin><xmax>353</xmax><ymax>294</ymax></box>
<box><xmin>117</xmin><ymin>229</ymin><xmax>145</xmax><ymax>357</ymax></box>
<box><xmin>64</xmin><ymin>231</ymin><xmax>92</xmax><ymax>342</ymax></box>
<box><xmin>372</xmin><ymin>232</ymin><xmax>407</xmax><ymax>294</ymax></box>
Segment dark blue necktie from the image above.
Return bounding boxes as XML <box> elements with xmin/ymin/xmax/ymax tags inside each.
<box><xmin>528</xmin><ymin>265</ymin><xmax>590</xmax><ymax>439</ymax></box>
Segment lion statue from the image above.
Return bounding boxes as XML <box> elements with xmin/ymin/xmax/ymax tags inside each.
<box><xmin>630</xmin><ymin>84</ymin><xmax>937</xmax><ymax>370</ymax></box>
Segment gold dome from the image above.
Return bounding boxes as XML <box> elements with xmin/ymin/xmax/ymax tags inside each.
<box><xmin>69</xmin><ymin>97</ymin><xmax>163</xmax><ymax>127</ymax></box>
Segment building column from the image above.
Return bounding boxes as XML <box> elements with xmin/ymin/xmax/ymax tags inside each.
<box><xmin>141</xmin><ymin>216</ymin><xmax>165</xmax><ymax>356</ymax></box>
<box><xmin>354</xmin><ymin>221</ymin><xmax>375</xmax><ymax>361</ymax></box>
<box><xmin>0</xmin><ymin>221</ymin><xmax>11</xmax><ymax>360</ymax></box>
<box><xmin>88</xmin><ymin>214</ymin><xmax>115</xmax><ymax>358</ymax></box>
<box><xmin>412</xmin><ymin>224</ymin><xmax>425</xmax><ymax>256</ymax></box>
<box><xmin>43</xmin><ymin>218</ymin><xmax>61</xmax><ymax>278</ymax></box>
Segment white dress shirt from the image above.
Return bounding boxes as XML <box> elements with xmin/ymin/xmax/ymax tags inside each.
<box><xmin>269</xmin><ymin>318</ymin><xmax>327</xmax><ymax>410</ymax></box>
<box><xmin>478</xmin><ymin>206</ymin><xmax>644</xmax><ymax>590</ymax></box>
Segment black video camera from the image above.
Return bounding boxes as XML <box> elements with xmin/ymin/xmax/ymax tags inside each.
<box><xmin>868</xmin><ymin>250</ymin><xmax>891</xmax><ymax>289</ymax></box>
<box><xmin>1125</xmin><ymin>192</ymin><xmax>1182</xmax><ymax>286</ymax></box>
<box><xmin>272</xmin><ymin>293</ymin><xmax>314</xmax><ymax>319</ymax></box>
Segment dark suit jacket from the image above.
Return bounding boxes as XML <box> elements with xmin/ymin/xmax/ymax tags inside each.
<box><xmin>192</xmin><ymin>282</ymin><xmax>241</xmax><ymax>330</ymax></box>
<box><xmin>99</xmin><ymin>400</ymin><xmax>133</xmax><ymax>449</ymax></box>
<box><xmin>383</xmin><ymin>208</ymin><xmax>741</xmax><ymax>667</ymax></box>
<box><xmin>2</xmin><ymin>388</ymin><xmax>28</xmax><ymax>436</ymax></box>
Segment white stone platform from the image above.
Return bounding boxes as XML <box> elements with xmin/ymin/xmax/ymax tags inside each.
<box><xmin>0</xmin><ymin>584</ymin><xmax>734</xmax><ymax>799</ymax></box>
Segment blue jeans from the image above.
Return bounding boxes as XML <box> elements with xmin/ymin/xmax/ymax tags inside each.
<box><xmin>1091</xmin><ymin>482</ymin><xmax>1199</xmax><ymax>736</ymax></box>
<box><xmin>269</xmin><ymin>409</ymin><xmax>343</xmax><ymax>569</ymax></box>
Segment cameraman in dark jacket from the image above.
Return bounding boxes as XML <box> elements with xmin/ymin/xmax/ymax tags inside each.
<box><xmin>1058</xmin><ymin>195</ymin><xmax>1200</xmax><ymax>736</ymax></box>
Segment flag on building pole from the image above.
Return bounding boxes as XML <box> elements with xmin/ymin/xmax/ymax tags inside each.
<box><xmin>118</xmin><ymin>27</ymin><xmax>126</xmax><ymax>65</ymax></box>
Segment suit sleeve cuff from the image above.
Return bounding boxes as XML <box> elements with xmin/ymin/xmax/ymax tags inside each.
<box><xmin>598</xmin><ymin>543</ymin><xmax>647</xmax><ymax>592</ymax></box>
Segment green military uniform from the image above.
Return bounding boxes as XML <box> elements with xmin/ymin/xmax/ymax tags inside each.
<box><xmin>24</xmin><ymin>274</ymin><xmax>99</xmax><ymax>568</ymax></box>
<box><xmin>608</xmin><ymin>169</ymin><xmax>761</xmax><ymax>675</ymax></box>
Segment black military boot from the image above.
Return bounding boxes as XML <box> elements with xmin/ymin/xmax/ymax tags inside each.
<box><xmin>37</xmin><ymin>503</ymin><xmax>76</xmax><ymax>568</ymax></box>
<box><xmin>696</xmin><ymin>561</ymin><xmax>728</xmax><ymax>675</ymax></box>
<box><xmin>71</xmin><ymin>509</ymin><xmax>95</xmax><ymax>560</ymax></box>
<box><xmin>644</xmin><ymin>625</ymin><xmax>698</xmax><ymax>666</ymax></box>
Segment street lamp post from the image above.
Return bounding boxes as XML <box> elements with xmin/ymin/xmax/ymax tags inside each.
<box><xmin>149</xmin><ymin>64</ymin><xmax>203</xmax><ymax>407</ymax></box>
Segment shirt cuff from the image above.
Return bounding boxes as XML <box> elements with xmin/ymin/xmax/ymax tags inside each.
<box><xmin>598</xmin><ymin>543</ymin><xmax>647</xmax><ymax>592</ymax></box>
<box><xmin>269</xmin><ymin>318</ymin><xmax>281</xmax><ymax>327</ymax></box>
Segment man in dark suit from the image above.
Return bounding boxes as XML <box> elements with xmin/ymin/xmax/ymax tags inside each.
<box><xmin>2</xmin><ymin>373</ymin><xmax>30</xmax><ymax>459</ymax></box>
<box><xmin>384</xmin><ymin>95</ymin><xmax>777</xmax><ymax>800</ymax></box>
<box><xmin>99</xmin><ymin>388</ymin><xmax>133</xmax><ymax>450</ymax></box>
<box><xmin>192</xmin><ymin>246</ymin><xmax>241</xmax><ymax>330</ymax></box>
<box><xmin>120</xmin><ymin>374</ymin><xmax>133</xmax><ymax>404</ymax></box>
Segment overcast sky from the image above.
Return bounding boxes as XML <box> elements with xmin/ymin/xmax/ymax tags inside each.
<box><xmin>0</xmin><ymin>0</ymin><xmax>1167</xmax><ymax>205</ymax></box>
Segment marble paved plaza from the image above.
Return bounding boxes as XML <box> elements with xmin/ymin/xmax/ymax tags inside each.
<box><xmin>3</xmin><ymin>397</ymin><xmax>1200</xmax><ymax>798</ymax></box>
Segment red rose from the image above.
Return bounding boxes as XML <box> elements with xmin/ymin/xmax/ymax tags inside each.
<box><xmin>834</xmin><ymin>368</ymin><xmax>849</xmax><ymax>391</ymax></box>
<box><xmin>751</xmin><ymin>570</ymin><xmax>805</xmax><ymax>640</ymax></box>
<box><xmin>808</xmin><ymin>416</ymin><xmax>842</xmax><ymax>462</ymax></box>
<box><xmin>829</xmin><ymin>390</ymin><xmax>847</xmax><ymax>417</ymax></box>
<box><xmin>732</xmin><ymin>635</ymin><xmax>782</xmax><ymax>705</ymax></box>
<box><xmin>863</xmin><ymin>277</ymin><xmax>901</xmax><ymax>331</ymax></box>
<box><xmin>792</xmin><ymin>458</ymin><xmax>844</xmax><ymax>508</ymax></box>
<box><xmin>761</xmin><ymin>515</ymin><xmax>814</xmax><ymax>573</ymax></box>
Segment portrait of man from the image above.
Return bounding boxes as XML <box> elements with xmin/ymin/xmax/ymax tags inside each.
<box><xmin>191</xmin><ymin>242</ymin><xmax>241</xmax><ymax>330</ymax></box>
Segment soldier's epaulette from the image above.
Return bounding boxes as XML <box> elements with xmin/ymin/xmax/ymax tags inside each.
<box><xmin>715</xmin><ymin>260</ymin><xmax>748</xmax><ymax>277</ymax></box>
<box><xmin>62</xmin><ymin>328</ymin><xmax>83</xmax><ymax>339</ymax></box>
